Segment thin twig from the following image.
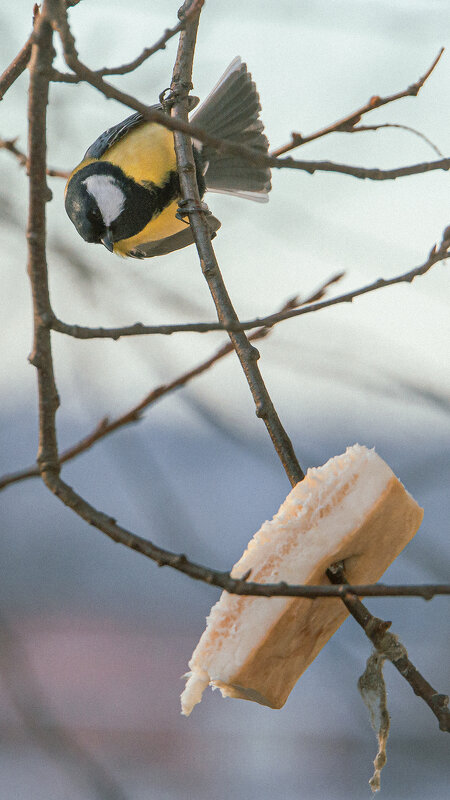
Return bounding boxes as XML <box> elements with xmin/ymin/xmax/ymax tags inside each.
<box><xmin>1</xmin><ymin>279</ymin><xmax>339</xmax><ymax>490</ymax></box>
<box><xmin>50</xmin><ymin>232</ymin><xmax>449</xmax><ymax>341</ymax></box>
<box><xmin>51</xmin><ymin>0</ymin><xmax>205</xmax><ymax>81</ymax></box>
<box><xmin>271</xmin><ymin>49</ymin><xmax>444</xmax><ymax>156</ymax></box>
<box><xmin>350</xmin><ymin>123</ymin><xmax>443</xmax><ymax>158</ymax></box>
<box><xmin>0</xmin><ymin>5</ymin><xmax>40</xmax><ymax>100</ymax></box>
<box><xmin>273</xmin><ymin>155</ymin><xmax>450</xmax><ymax>181</ymax></box>
<box><xmin>97</xmin><ymin>0</ymin><xmax>204</xmax><ymax>77</ymax></box>
<box><xmin>230</xmin><ymin>235</ymin><xmax>450</xmax><ymax>330</ymax></box>
<box><xmin>327</xmin><ymin>565</ymin><xmax>450</xmax><ymax>732</ymax></box>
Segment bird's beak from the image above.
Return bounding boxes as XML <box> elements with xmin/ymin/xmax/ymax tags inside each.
<box><xmin>101</xmin><ymin>229</ymin><xmax>114</xmax><ymax>252</ymax></box>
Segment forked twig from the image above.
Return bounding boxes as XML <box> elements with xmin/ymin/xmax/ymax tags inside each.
<box><xmin>48</xmin><ymin>233</ymin><xmax>449</xmax><ymax>341</ymax></box>
<box><xmin>53</xmin><ymin>0</ymin><xmax>204</xmax><ymax>82</ymax></box>
<box><xmin>271</xmin><ymin>49</ymin><xmax>444</xmax><ymax>156</ymax></box>
<box><xmin>90</xmin><ymin>0</ymin><xmax>204</xmax><ymax>77</ymax></box>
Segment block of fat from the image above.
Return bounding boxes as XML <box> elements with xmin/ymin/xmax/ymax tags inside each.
<box><xmin>181</xmin><ymin>445</ymin><xmax>423</xmax><ymax>715</ymax></box>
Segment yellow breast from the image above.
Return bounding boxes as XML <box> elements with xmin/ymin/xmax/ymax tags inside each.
<box><xmin>113</xmin><ymin>199</ymin><xmax>187</xmax><ymax>256</ymax></box>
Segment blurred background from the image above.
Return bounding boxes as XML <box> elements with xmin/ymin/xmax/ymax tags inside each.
<box><xmin>1</xmin><ymin>0</ymin><xmax>449</xmax><ymax>798</ymax></box>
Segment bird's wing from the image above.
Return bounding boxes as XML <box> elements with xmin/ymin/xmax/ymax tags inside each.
<box><xmin>83</xmin><ymin>94</ymin><xmax>200</xmax><ymax>160</ymax></box>
<box><xmin>127</xmin><ymin>215</ymin><xmax>221</xmax><ymax>259</ymax></box>
<box><xmin>83</xmin><ymin>106</ymin><xmax>162</xmax><ymax>160</ymax></box>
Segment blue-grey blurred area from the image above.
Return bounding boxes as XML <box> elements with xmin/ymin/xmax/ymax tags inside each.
<box><xmin>1</xmin><ymin>1</ymin><xmax>449</xmax><ymax>798</ymax></box>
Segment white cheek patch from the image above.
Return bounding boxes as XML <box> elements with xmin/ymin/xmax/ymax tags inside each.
<box><xmin>83</xmin><ymin>174</ymin><xmax>126</xmax><ymax>226</ymax></box>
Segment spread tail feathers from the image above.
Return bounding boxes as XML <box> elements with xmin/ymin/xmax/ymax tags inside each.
<box><xmin>191</xmin><ymin>57</ymin><xmax>272</xmax><ymax>203</ymax></box>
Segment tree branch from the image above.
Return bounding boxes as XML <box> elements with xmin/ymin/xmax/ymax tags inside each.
<box><xmin>26</xmin><ymin>0</ymin><xmax>61</xmax><ymax>485</ymax></box>
<box><xmin>4</xmin><ymin>127</ymin><xmax>450</xmax><ymax>188</ymax></box>
<box><xmin>53</xmin><ymin>0</ymin><xmax>204</xmax><ymax>82</ymax></box>
<box><xmin>271</xmin><ymin>49</ymin><xmax>444</xmax><ymax>156</ymax></box>
<box><xmin>96</xmin><ymin>0</ymin><xmax>204</xmax><ymax>77</ymax></box>
<box><xmin>274</xmin><ymin>155</ymin><xmax>450</xmax><ymax>181</ymax></box>
<box><xmin>169</xmin><ymin>1</ymin><xmax>304</xmax><ymax>486</ymax></box>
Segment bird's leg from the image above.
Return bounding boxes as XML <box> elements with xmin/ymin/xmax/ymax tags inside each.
<box><xmin>176</xmin><ymin>197</ymin><xmax>210</xmax><ymax>223</ymax></box>
<box><xmin>159</xmin><ymin>87</ymin><xmax>199</xmax><ymax>113</ymax></box>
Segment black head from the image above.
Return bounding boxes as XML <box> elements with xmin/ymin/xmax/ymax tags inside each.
<box><xmin>65</xmin><ymin>162</ymin><xmax>158</xmax><ymax>252</ymax></box>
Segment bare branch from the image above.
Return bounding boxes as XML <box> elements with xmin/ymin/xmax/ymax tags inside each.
<box><xmin>98</xmin><ymin>0</ymin><xmax>204</xmax><ymax>77</ymax></box>
<box><xmin>4</xmin><ymin>450</ymin><xmax>449</xmax><ymax>605</ymax></box>
<box><xmin>50</xmin><ymin>233</ymin><xmax>448</xmax><ymax>341</ymax></box>
<box><xmin>52</xmin><ymin>5</ymin><xmax>224</xmax><ymax>144</ymax></box>
<box><xmin>49</xmin><ymin>68</ymin><xmax>80</xmax><ymax>83</ymax></box>
<box><xmin>274</xmin><ymin>155</ymin><xmax>450</xmax><ymax>181</ymax></box>
<box><xmin>271</xmin><ymin>49</ymin><xmax>444</xmax><ymax>156</ymax></box>
<box><xmin>52</xmin><ymin>0</ymin><xmax>205</xmax><ymax>82</ymax></box>
<box><xmin>169</xmin><ymin>1</ymin><xmax>304</xmax><ymax>485</ymax></box>
<box><xmin>26</xmin><ymin>0</ymin><xmax>61</xmax><ymax>484</ymax></box>
<box><xmin>327</xmin><ymin>564</ymin><xmax>450</xmax><ymax>733</ymax></box>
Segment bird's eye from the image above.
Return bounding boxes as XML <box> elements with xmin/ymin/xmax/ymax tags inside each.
<box><xmin>87</xmin><ymin>207</ymin><xmax>101</xmax><ymax>225</ymax></box>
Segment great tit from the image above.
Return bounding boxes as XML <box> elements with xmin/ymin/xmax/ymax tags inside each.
<box><xmin>64</xmin><ymin>58</ymin><xmax>272</xmax><ymax>258</ymax></box>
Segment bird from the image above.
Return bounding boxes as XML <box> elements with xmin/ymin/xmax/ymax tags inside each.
<box><xmin>64</xmin><ymin>57</ymin><xmax>272</xmax><ymax>259</ymax></box>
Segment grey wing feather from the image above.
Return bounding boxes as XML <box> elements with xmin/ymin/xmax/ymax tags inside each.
<box><xmin>84</xmin><ymin>105</ymin><xmax>162</xmax><ymax>160</ymax></box>
<box><xmin>127</xmin><ymin>215</ymin><xmax>221</xmax><ymax>259</ymax></box>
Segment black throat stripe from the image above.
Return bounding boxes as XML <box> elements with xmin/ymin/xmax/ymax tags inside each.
<box><xmin>143</xmin><ymin>170</ymin><xmax>181</xmax><ymax>218</ymax></box>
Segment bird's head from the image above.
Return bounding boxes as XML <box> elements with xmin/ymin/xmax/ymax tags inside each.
<box><xmin>65</xmin><ymin>161</ymin><xmax>155</xmax><ymax>252</ymax></box>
